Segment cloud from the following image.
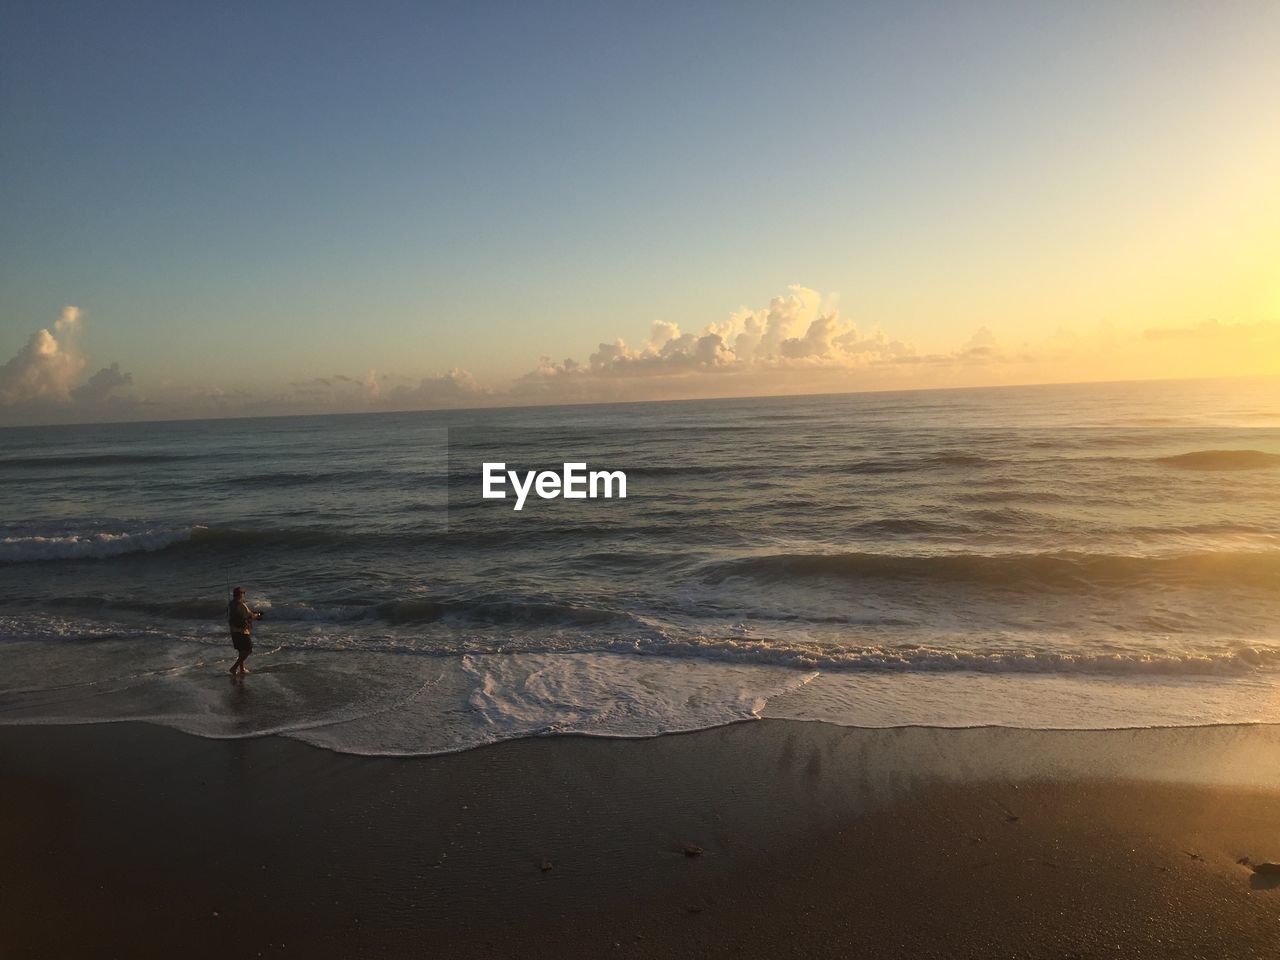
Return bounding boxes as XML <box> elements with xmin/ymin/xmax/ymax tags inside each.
<box><xmin>0</xmin><ymin>305</ymin><xmax>490</xmax><ymax>424</ymax></box>
<box><xmin>386</xmin><ymin>368</ymin><xmax>487</xmax><ymax>407</ymax></box>
<box><xmin>272</xmin><ymin>368</ymin><xmax>488</xmax><ymax>414</ymax></box>
<box><xmin>0</xmin><ymin>306</ymin><xmax>90</xmax><ymax>407</ymax></box>
<box><xmin>71</xmin><ymin>362</ymin><xmax>134</xmax><ymax>404</ymax></box>
<box><xmin>518</xmin><ymin>286</ymin><xmax>920</xmax><ymax>386</ymax></box>
<box><xmin>280</xmin><ymin>371</ymin><xmax>384</xmax><ymax>409</ymax></box>
<box><xmin>6</xmin><ymin>289</ymin><xmax>1273</xmax><ymax>425</ymax></box>
<box><xmin>885</xmin><ymin>326</ymin><xmax>1019</xmax><ymax>367</ymax></box>
<box><xmin>1143</xmin><ymin>319</ymin><xmax>1279</xmax><ymax>343</ymax></box>
<box><xmin>509</xmin><ymin>286</ymin><xmax>998</xmax><ymax>402</ymax></box>
<box><xmin>55</xmin><ymin>305</ymin><xmax>82</xmax><ymax>334</ymax></box>
<box><xmin>133</xmin><ymin>368</ymin><xmax>489</xmax><ymax>421</ymax></box>
<box><xmin>0</xmin><ymin>307</ymin><xmax>140</xmax><ymax>424</ymax></box>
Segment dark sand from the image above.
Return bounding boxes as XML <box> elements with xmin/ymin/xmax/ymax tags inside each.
<box><xmin>4</xmin><ymin>720</ymin><xmax>1280</xmax><ymax>958</ymax></box>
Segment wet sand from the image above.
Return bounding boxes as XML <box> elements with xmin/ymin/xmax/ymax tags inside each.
<box><xmin>4</xmin><ymin>719</ymin><xmax>1280</xmax><ymax>958</ymax></box>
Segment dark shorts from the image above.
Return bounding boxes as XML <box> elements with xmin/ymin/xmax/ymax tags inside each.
<box><xmin>232</xmin><ymin>633</ymin><xmax>253</xmax><ymax>654</ymax></box>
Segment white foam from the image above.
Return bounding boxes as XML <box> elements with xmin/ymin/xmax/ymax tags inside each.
<box><xmin>251</xmin><ymin>600</ymin><xmax>365</xmax><ymax>622</ymax></box>
<box><xmin>291</xmin><ymin>653</ymin><xmax>820</xmax><ymax>755</ymax></box>
<box><xmin>3</xmin><ymin>621</ymin><xmax>1279</xmax><ymax>756</ymax></box>
<box><xmin>0</xmin><ymin>527</ymin><xmax>192</xmax><ymax>562</ymax></box>
<box><xmin>761</xmin><ymin>670</ymin><xmax>1280</xmax><ymax>730</ymax></box>
<box><xmin>616</xmin><ymin>634</ymin><xmax>1280</xmax><ymax>676</ymax></box>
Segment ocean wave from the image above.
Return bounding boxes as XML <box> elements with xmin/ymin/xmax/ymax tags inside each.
<box><xmin>215</xmin><ymin>468</ymin><xmax>399</xmax><ymax>488</ymax></box>
<box><xmin>0</xmin><ymin>527</ymin><xmax>194</xmax><ymax>562</ymax></box>
<box><xmin>197</xmin><ymin>524</ymin><xmax>446</xmax><ymax>552</ymax></box>
<box><xmin>922</xmin><ymin>452</ymin><xmax>996</xmax><ymax>467</ymax></box>
<box><xmin>373</xmin><ymin>597</ymin><xmax>627</xmax><ymax>626</ymax></box>
<box><xmin>1155</xmin><ymin>450</ymin><xmax>1280</xmax><ymax>470</ymax></box>
<box><xmin>1</xmin><ymin>520</ymin><xmax>710</xmax><ymax>563</ymax></box>
<box><xmin>849</xmin><ymin>518</ymin><xmax>977</xmax><ymax>536</ymax></box>
<box><xmin>960</xmin><ymin>507</ymin><xmax>1055</xmax><ymax>527</ymax></box>
<box><xmin>612</xmin><ymin>455</ymin><xmax>998</xmax><ymax>480</ymax></box>
<box><xmin>835</xmin><ymin>451</ymin><xmax>1002</xmax><ymax>474</ymax></box>
<box><xmin>702</xmin><ymin>549</ymin><xmax>1280</xmax><ymax>590</ymax></box>
<box><xmin>0</xmin><ymin>452</ymin><xmax>201</xmax><ymax>469</ymax></box>
<box><xmin>6</xmin><ymin>608</ymin><xmax>1280</xmax><ymax>679</ymax></box>
<box><xmin>72</xmin><ymin>597</ymin><xmax>365</xmax><ymax>622</ymax></box>
<box><xmin>291</xmin><ymin>632</ymin><xmax>1280</xmax><ymax>677</ymax></box>
<box><xmin>45</xmin><ymin>596</ymin><xmax>230</xmax><ymax>619</ymax></box>
<box><xmin>0</xmin><ymin>522</ymin><xmax>375</xmax><ymax>563</ymax></box>
<box><xmin>623</xmin><ymin>463</ymin><xmax>773</xmax><ymax>478</ymax></box>
<box><xmin>960</xmin><ymin>490</ymin><xmax>1078</xmax><ymax>505</ymax></box>
<box><xmin>613</xmin><ymin>635</ymin><xmax>1280</xmax><ymax>677</ymax></box>
<box><xmin>35</xmin><ymin>592</ymin><xmax>633</xmax><ymax>629</ymax></box>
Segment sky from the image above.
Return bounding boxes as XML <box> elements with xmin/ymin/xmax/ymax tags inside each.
<box><xmin>2</xmin><ymin>1</ymin><xmax>1278</xmax><ymax>424</ymax></box>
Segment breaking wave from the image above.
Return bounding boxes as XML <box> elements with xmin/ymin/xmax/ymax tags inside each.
<box><xmin>0</xmin><ymin>524</ymin><xmax>362</xmax><ymax>562</ymax></box>
<box><xmin>36</xmin><ymin>593</ymin><xmax>634</xmax><ymax>629</ymax></box>
<box><xmin>7</xmin><ymin>609</ymin><xmax>1277</xmax><ymax>678</ymax></box>
<box><xmin>703</xmin><ymin>550</ymin><xmax>1280</xmax><ymax>589</ymax></box>
<box><xmin>613</xmin><ymin>635</ymin><xmax>1280</xmax><ymax>677</ymax></box>
<box><xmin>0</xmin><ymin>527</ymin><xmax>195</xmax><ymax>562</ymax></box>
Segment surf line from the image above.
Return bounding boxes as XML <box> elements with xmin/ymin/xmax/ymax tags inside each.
<box><xmin>481</xmin><ymin>462</ymin><xmax>627</xmax><ymax>511</ymax></box>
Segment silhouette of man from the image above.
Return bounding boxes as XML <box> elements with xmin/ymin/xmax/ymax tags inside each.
<box><xmin>228</xmin><ymin>586</ymin><xmax>262</xmax><ymax>676</ymax></box>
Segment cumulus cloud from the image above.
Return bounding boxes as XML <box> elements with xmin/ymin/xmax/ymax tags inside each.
<box><xmin>6</xmin><ymin>289</ymin><xmax>1272</xmax><ymax>425</ymax></box>
<box><xmin>517</xmin><ymin>286</ymin><xmax>921</xmax><ymax>389</ymax></box>
<box><xmin>386</xmin><ymin>368</ymin><xmax>486</xmax><ymax>407</ymax></box>
<box><xmin>0</xmin><ymin>307</ymin><xmax>88</xmax><ymax>406</ymax></box>
<box><xmin>55</xmin><ymin>305</ymin><xmax>82</xmax><ymax>333</ymax></box>
<box><xmin>0</xmin><ymin>307</ymin><xmax>139</xmax><ymax>423</ymax></box>
<box><xmin>71</xmin><ymin>362</ymin><xmax>134</xmax><ymax>404</ymax></box>
<box><xmin>510</xmin><ymin>285</ymin><xmax>993</xmax><ymax>402</ymax></box>
<box><xmin>0</xmin><ymin>305</ymin><xmax>491</xmax><ymax>424</ymax></box>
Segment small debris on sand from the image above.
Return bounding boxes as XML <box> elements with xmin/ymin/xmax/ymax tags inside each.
<box><xmin>992</xmin><ymin>797</ymin><xmax>1020</xmax><ymax>822</ymax></box>
<box><xmin>539</xmin><ymin>858</ymin><xmax>553</xmax><ymax>872</ymax></box>
<box><xmin>683</xmin><ymin>843</ymin><xmax>704</xmax><ymax>857</ymax></box>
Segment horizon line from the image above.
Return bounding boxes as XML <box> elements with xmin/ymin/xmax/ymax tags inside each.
<box><xmin>2</xmin><ymin>371</ymin><xmax>1274</xmax><ymax>433</ymax></box>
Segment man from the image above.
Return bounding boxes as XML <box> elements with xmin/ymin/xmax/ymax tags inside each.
<box><xmin>228</xmin><ymin>586</ymin><xmax>263</xmax><ymax>676</ymax></box>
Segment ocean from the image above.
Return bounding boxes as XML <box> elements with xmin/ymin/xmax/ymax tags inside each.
<box><xmin>2</xmin><ymin>377</ymin><xmax>1278</xmax><ymax>755</ymax></box>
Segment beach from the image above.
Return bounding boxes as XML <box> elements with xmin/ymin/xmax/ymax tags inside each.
<box><xmin>5</xmin><ymin>719</ymin><xmax>1280</xmax><ymax>958</ymax></box>
<box><xmin>6</xmin><ymin>2</ymin><xmax>1280</xmax><ymax>955</ymax></box>
<box><xmin>3</xmin><ymin>386</ymin><xmax>1278</xmax><ymax>958</ymax></box>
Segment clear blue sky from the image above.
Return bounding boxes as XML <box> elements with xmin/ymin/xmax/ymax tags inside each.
<box><xmin>2</xmin><ymin>1</ymin><xmax>1277</xmax><ymax>407</ymax></box>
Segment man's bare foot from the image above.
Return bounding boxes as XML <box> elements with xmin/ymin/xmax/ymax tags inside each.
<box><xmin>229</xmin><ymin>666</ymin><xmax>238</xmax><ymax>675</ymax></box>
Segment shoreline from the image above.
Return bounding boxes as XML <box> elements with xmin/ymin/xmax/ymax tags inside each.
<box><xmin>11</xmin><ymin>709</ymin><xmax>1280</xmax><ymax>776</ymax></box>
<box><xmin>5</xmin><ymin>719</ymin><xmax>1280</xmax><ymax>958</ymax></box>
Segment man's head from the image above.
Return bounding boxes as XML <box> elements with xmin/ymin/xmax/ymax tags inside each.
<box><xmin>233</xmin><ymin>587</ymin><xmax>245</xmax><ymax>599</ymax></box>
